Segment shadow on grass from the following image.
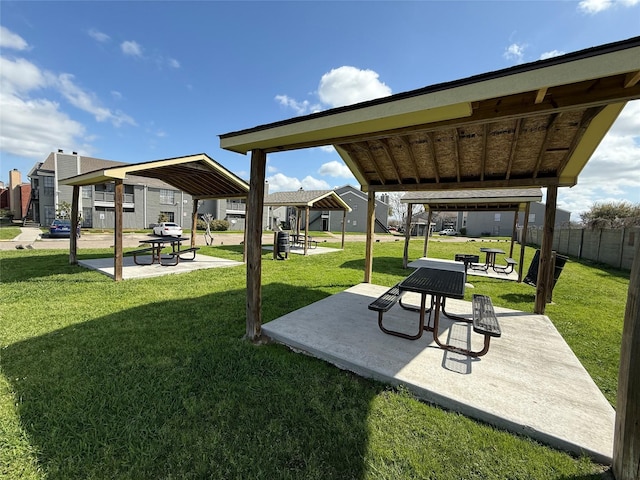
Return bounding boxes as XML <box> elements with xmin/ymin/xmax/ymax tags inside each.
<box><xmin>0</xmin><ymin>251</ymin><xmax>104</xmax><ymax>283</ymax></box>
<box><xmin>3</xmin><ymin>282</ymin><xmax>381</xmax><ymax>479</ymax></box>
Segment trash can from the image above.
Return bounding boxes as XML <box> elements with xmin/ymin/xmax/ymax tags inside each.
<box><xmin>275</xmin><ymin>231</ymin><xmax>290</xmax><ymax>260</ymax></box>
<box><xmin>523</xmin><ymin>249</ymin><xmax>568</xmax><ymax>289</ymax></box>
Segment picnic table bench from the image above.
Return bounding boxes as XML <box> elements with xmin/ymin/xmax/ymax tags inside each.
<box><xmin>493</xmin><ymin>257</ymin><xmax>517</xmax><ymax>274</ymax></box>
<box><xmin>471</xmin><ymin>294</ymin><xmax>502</xmax><ymax>357</ymax></box>
<box><xmin>124</xmin><ymin>246</ymin><xmax>156</xmax><ymax>265</ymax></box>
<box><xmin>158</xmin><ymin>247</ymin><xmax>201</xmax><ymax>266</ymax></box>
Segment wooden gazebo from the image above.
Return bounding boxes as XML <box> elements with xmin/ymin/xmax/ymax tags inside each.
<box><xmin>264</xmin><ymin>190</ymin><xmax>351</xmax><ymax>255</ymax></box>
<box><xmin>400</xmin><ymin>188</ymin><xmax>543</xmax><ymax>281</ymax></box>
<box><xmin>220</xmin><ymin>37</ymin><xmax>640</xmax><ymax>478</ymax></box>
<box><xmin>60</xmin><ymin>153</ymin><xmax>250</xmax><ymax>281</ymax></box>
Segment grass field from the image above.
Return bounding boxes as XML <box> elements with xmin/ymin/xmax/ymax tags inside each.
<box><xmin>0</xmin><ymin>239</ymin><xmax>627</xmax><ymax>479</ymax></box>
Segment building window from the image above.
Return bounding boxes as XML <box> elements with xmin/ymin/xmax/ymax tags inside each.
<box><xmin>44</xmin><ymin>206</ymin><xmax>55</xmax><ymax>225</ymax></box>
<box><xmin>160</xmin><ymin>189</ymin><xmax>175</xmax><ymax>205</ymax></box>
<box><xmin>95</xmin><ymin>183</ymin><xmax>115</xmax><ymax>193</ymax></box>
<box><xmin>82</xmin><ymin>186</ymin><xmax>92</xmax><ymax>199</ymax></box>
<box><xmin>43</xmin><ymin>176</ymin><xmax>54</xmax><ymax>197</ymax></box>
<box><xmin>353</xmin><ymin>204</ymin><xmax>358</xmax><ymax>211</ymax></box>
<box><xmin>160</xmin><ymin>211</ymin><xmax>175</xmax><ymax>222</ymax></box>
<box><xmin>528</xmin><ymin>213</ymin><xmax>536</xmax><ymax>223</ymax></box>
<box><xmin>494</xmin><ymin>213</ymin><xmax>501</xmax><ymax>222</ymax></box>
<box><xmin>353</xmin><ymin>220</ymin><xmax>357</xmax><ymax>226</ymax></box>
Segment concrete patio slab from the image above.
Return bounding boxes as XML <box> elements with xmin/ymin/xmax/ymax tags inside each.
<box><xmin>78</xmin><ymin>254</ymin><xmax>243</xmax><ymax>280</ymax></box>
<box><xmin>262</xmin><ymin>283</ymin><xmax>614</xmax><ymax>464</ymax></box>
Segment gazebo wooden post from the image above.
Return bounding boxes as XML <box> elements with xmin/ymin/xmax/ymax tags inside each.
<box><xmin>114</xmin><ymin>179</ymin><xmax>124</xmax><ymax>282</ymax></box>
<box><xmin>304</xmin><ymin>206</ymin><xmax>310</xmax><ymax>255</ymax></box>
<box><xmin>190</xmin><ymin>199</ymin><xmax>198</xmax><ymax>249</ymax></box>
<box><xmin>423</xmin><ymin>208</ymin><xmax>432</xmax><ymax>257</ymax></box>
<box><xmin>509</xmin><ymin>209</ymin><xmax>518</xmax><ymax>258</ymax></box>
<box><xmin>534</xmin><ymin>186</ymin><xmax>557</xmax><ymax>314</ymax></box>
<box><xmin>364</xmin><ymin>190</ymin><xmax>375</xmax><ymax>283</ymax></box>
<box><xmin>246</xmin><ymin>149</ymin><xmax>266</xmax><ymax>341</ymax></box>
<box><xmin>296</xmin><ymin>207</ymin><xmax>301</xmax><ymax>236</ymax></box>
<box><xmin>341</xmin><ymin>209</ymin><xmax>346</xmax><ymax>249</ymax></box>
<box><xmin>402</xmin><ymin>203</ymin><xmax>413</xmax><ymax>269</ymax></box>
<box><xmin>518</xmin><ymin>202</ymin><xmax>531</xmax><ymax>283</ymax></box>
<box><xmin>70</xmin><ymin>185</ymin><xmax>80</xmax><ymax>265</ymax></box>
<box><xmin>613</xmin><ymin>238</ymin><xmax>640</xmax><ymax>480</ymax></box>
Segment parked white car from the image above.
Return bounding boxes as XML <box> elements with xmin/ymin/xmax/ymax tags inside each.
<box><xmin>153</xmin><ymin>222</ymin><xmax>183</xmax><ymax>237</ymax></box>
<box><xmin>438</xmin><ymin>228</ymin><xmax>458</xmax><ymax>236</ymax></box>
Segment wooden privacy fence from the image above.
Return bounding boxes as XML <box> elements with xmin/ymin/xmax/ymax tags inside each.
<box><xmin>524</xmin><ymin>226</ymin><xmax>639</xmax><ymax>271</ymax></box>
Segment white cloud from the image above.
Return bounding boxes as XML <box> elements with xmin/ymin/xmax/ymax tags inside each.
<box><xmin>0</xmin><ymin>27</ymin><xmax>137</xmax><ymax>163</ymax></box>
<box><xmin>318</xmin><ymin>66</ymin><xmax>392</xmax><ymax>108</ymax></box>
<box><xmin>111</xmin><ymin>90</ymin><xmax>123</xmax><ymax>100</ymax></box>
<box><xmin>579</xmin><ymin>0</ymin><xmax>613</xmax><ymax>13</ymax></box>
<box><xmin>0</xmin><ymin>93</ymin><xmax>87</xmax><ymax>159</ymax></box>
<box><xmin>266</xmin><ymin>173</ymin><xmax>330</xmax><ymax>192</ymax></box>
<box><xmin>318</xmin><ymin>160</ymin><xmax>355</xmax><ymax>179</ymax></box>
<box><xmin>88</xmin><ymin>28</ymin><xmax>110</xmax><ymax>43</ymax></box>
<box><xmin>539</xmin><ymin>50</ymin><xmax>565</xmax><ymax>60</ymax></box>
<box><xmin>276</xmin><ymin>66</ymin><xmax>391</xmax><ymax>115</ymax></box>
<box><xmin>0</xmin><ymin>26</ymin><xmax>29</xmax><ymax>51</ymax></box>
<box><xmin>275</xmin><ymin>94</ymin><xmax>321</xmax><ymax>116</ymax></box>
<box><xmin>557</xmin><ymin>100</ymin><xmax>640</xmax><ymax>217</ymax></box>
<box><xmin>167</xmin><ymin>58</ymin><xmax>180</xmax><ymax>69</ymax></box>
<box><xmin>267</xmin><ymin>165</ymin><xmax>278</xmax><ymax>174</ymax></box>
<box><xmin>121</xmin><ymin>40</ymin><xmax>143</xmax><ymax>57</ymax></box>
<box><xmin>0</xmin><ymin>57</ymin><xmax>47</xmax><ymax>95</ymax></box>
<box><xmin>503</xmin><ymin>43</ymin><xmax>526</xmax><ymax>63</ymax></box>
<box><xmin>55</xmin><ymin>73</ymin><xmax>137</xmax><ymax>127</ymax></box>
<box><xmin>578</xmin><ymin>0</ymin><xmax>639</xmax><ymax>13</ymax></box>
<box><xmin>301</xmin><ymin>175</ymin><xmax>331</xmax><ymax>190</ymax></box>
<box><xmin>267</xmin><ymin>173</ymin><xmax>302</xmax><ymax>192</ymax></box>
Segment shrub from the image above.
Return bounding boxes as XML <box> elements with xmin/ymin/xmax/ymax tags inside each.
<box><xmin>211</xmin><ymin>219</ymin><xmax>229</xmax><ymax>231</ymax></box>
<box><xmin>196</xmin><ymin>218</ymin><xmax>230</xmax><ymax>231</ymax></box>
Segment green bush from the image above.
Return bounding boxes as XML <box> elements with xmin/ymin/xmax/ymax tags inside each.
<box><xmin>211</xmin><ymin>219</ymin><xmax>229</xmax><ymax>231</ymax></box>
<box><xmin>196</xmin><ymin>218</ymin><xmax>229</xmax><ymax>231</ymax></box>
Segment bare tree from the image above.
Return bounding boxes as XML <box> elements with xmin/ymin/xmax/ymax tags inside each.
<box><xmin>580</xmin><ymin>201</ymin><xmax>640</xmax><ymax>228</ymax></box>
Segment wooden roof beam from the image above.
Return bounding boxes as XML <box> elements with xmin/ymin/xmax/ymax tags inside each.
<box><xmin>355</xmin><ymin>141</ymin><xmax>387</xmax><ymax>185</ymax></box>
<box><xmin>480</xmin><ymin>124</ymin><xmax>488</xmax><ymax>181</ymax></box>
<box><xmin>426</xmin><ymin>132</ymin><xmax>441</xmax><ymax>183</ymax></box>
<box><xmin>379</xmin><ymin>139</ymin><xmax>403</xmax><ymax>184</ymax></box>
<box><xmin>505</xmin><ymin>119</ymin><xmax>522</xmax><ymax>180</ymax></box>
<box><xmin>398</xmin><ymin>136</ymin><xmax>421</xmax><ymax>183</ymax></box>
<box><xmin>557</xmin><ymin>106</ymin><xmax>607</xmax><ymax>174</ymax></box>
<box><xmin>532</xmin><ymin>113</ymin><xmax>562</xmax><ymax>179</ymax></box>
<box><xmin>535</xmin><ymin>87</ymin><xmax>548</xmax><ymax>104</ymax></box>
<box><xmin>624</xmin><ymin>70</ymin><xmax>640</xmax><ymax>88</ymax></box>
<box><xmin>453</xmin><ymin>128</ymin><xmax>461</xmax><ymax>182</ymax></box>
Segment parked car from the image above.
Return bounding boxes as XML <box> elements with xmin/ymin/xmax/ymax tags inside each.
<box><xmin>153</xmin><ymin>222</ymin><xmax>183</xmax><ymax>237</ymax></box>
<box><xmin>49</xmin><ymin>219</ymin><xmax>71</xmax><ymax>237</ymax></box>
<box><xmin>438</xmin><ymin>228</ymin><xmax>458</xmax><ymax>236</ymax></box>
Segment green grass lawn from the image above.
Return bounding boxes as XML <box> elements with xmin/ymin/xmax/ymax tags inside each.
<box><xmin>0</xmin><ymin>239</ymin><xmax>627</xmax><ymax>479</ymax></box>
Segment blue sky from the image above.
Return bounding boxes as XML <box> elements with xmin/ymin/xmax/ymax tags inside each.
<box><xmin>1</xmin><ymin>0</ymin><xmax>639</xmax><ymax>219</ymax></box>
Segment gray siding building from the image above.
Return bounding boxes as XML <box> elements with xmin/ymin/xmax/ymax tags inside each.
<box><xmin>28</xmin><ymin>151</ymin><xmax>245</xmax><ymax>230</ymax></box>
<box><xmin>461</xmin><ymin>202</ymin><xmax>571</xmax><ymax>237</ymax></box>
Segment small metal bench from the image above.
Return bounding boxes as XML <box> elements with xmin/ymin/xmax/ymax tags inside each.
<box><xmin>493</xmin><ymin>257</ymin><xmax>517</xmax><ymax>274</ymax></box>
<box><xmin>368</xmin><ymin>284</ymin><xmax>420</xmax><ymax>338</ymax></box>
<box><xmin>161</xmin><ymin>247</ymin><xmax>200</xmax><ymax>266</ymax></box>
<box><xmin>124</xmin><ymin>247</ymin><xmax>156</xmax><ymax>265</ymax></box>
<box><xmin>454</xmin><ymin>254</ymin><xmax>480</xmax><ymax>272</ymax></box>
<box><xmin>470</xmin><ymin>294</ymin><xmax>501</xmax><ymax>357</ymax></box>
